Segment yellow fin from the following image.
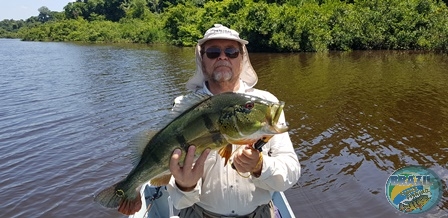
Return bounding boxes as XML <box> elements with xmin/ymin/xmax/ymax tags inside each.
<box><xmin>218</xmin><ymin>144</ymin><xmax>233</xmax><ymax>166</ymax></box>
<box><xmin>150</xmin><ymin>173</ymin><xmax>172</xmax><ymax>186</ymax></box>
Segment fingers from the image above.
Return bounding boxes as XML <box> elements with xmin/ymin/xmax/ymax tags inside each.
<box><xmin>233</xmin><ymin>146</ymin><xmax>259</xmax><ymax>172</ymax></box>
<box><xmin>170</xmin><ymin>146</ymin><xmax>210</xmax><ymax>191</ymax></box>
<box><xmin>183</xmin><ymin>146</ymin><xmax>196</xmax><ymax>170</ymax></box>
<box><xmin>239</xmin><ymin>146</ymin><xmax>258</xmax><ymax>162</ymax></box>
<box><xmin>169</xmin><ymin>148</ymin><xmax>182</xmax><ymax>175</ymax></box>
<box><xmin>192</xmin><ymin>148</ymin><xmax>210</xmax><ymax>174</ymax></box>
<box><xmin>169</xmin><ymin>146</ymin><xmax>198</xmax><ymax>177</ymax></box>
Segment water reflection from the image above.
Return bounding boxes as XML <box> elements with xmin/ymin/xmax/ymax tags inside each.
<box><xmin>0</xmin><ymin>39</ymin><xmax>446</xmax><ymax>217</ymax></box>
<box><xmin>251</xmin><ymin>51</ymin><xmax>448</xmax><ymax>216</ymax></box>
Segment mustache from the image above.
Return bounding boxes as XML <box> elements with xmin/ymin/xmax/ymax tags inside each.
<box><xmin>214</xmin><ymin>60</ymin><xmax>232</xmax><ymax>68</ymax></box>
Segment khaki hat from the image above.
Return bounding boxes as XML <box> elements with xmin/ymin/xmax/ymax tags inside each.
<box><xmin>186</xmin><ymin>24</ymin><xmax>258</xmax><ymax>91</ymax></box>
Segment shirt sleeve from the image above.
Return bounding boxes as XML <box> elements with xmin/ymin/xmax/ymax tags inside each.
<box><xmin>166</xmin><ymin>176</ymin><xmax>202</xmax><ymax>210</ymax></box>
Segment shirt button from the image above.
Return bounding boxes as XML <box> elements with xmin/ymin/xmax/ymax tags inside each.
<box><xmin>232</xmin><ymin>210</ymin><xmax>235</xmax><ymax>213</ymax></box>
<box><xmin>230</xmin><ymin>185</ymin><xmax>233</xmax><ymax>188</ymax></box>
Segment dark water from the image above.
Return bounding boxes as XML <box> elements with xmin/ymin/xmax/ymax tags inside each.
<box><xmin>0</xmin><ymin>38</ymin><xmax>446</xmax><ymax>217</ymax></box>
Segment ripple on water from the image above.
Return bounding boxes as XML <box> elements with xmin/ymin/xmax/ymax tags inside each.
<box><xmin>1</xmin><ymin>41</ymin><xmax>447</xmax><ymax>217</ymax></box>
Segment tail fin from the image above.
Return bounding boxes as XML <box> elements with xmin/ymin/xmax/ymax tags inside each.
<box><xmin>94</xmin><ymin>183</ymin><xmax>142</xmax><ymax>215</ymax></box>
<box><xmin>117</xmin><ymin>192</ymin><xmax>142</xmax><ymax>215</ymax></box>
<box><xmin>94</xmin><ymin>184</ymin><xmax>122</xmax><ymax>208</ymax></box>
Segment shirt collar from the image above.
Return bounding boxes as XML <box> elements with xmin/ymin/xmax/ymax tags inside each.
<box><xmin>201</xmin><ymin>79</ymin><xmax>248</xmax><ymax>95</ymax></box>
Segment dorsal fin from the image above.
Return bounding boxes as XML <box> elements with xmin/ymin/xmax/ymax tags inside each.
<box><xmin>129</xmin><ymin>130</ymin><xmax>158</xmax><ymax>166</ymax></box>
<box><xmin>169</xmin><ymin>93</ymin><xmax>212</xmax><ymax>119</ymax></box>
<box><xmin>128</xmin><ymin>93</ymin><xmax>211</xmax><ymax>165</ymax></box>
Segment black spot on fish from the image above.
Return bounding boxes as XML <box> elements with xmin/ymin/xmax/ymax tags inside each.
<box><xmin>202</xmin><ymin>114</ymin><xmax>217</xmax><ymax>132</ymax></box>
<box><xmin>176</xmin><ymin>134</ymin><xmax>187</xmax><ymax>147</ymax></box>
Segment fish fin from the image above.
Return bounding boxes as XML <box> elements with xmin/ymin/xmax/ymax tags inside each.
<box><xmin>94</xmin><ymin>183</ymin><xmax>142</xmax><ymax>215</ymax></box>
<box><xmin>189</xmin><ymin>133</ymin><xmax>227</xmax><ymax>149</ymax></box>
<box><xmin>127</xmin><ymin>93</ymin><xmax>212</xmax><ymax>165</ymax></box>
<box><xmin>150</xmin><ymin>171</ymin><xmax>172</xmax><ymax>186</ymax></box>
<box><xmin>218</xmin><ymin>144</ymin><xmax>233</xmax><ymax>166</ymax></box>
<box><xmin>129</xmin><ymin>130</ymin><xmax>158</xmax><ymax>166</ymax></box>
<box><xmin>94</xmin><ymin>183</ymin><xmax>123</xmax><ymax>208</ymax></box>
<box><xmin>169</xmin><ymin>93</ymin><xmax>212</xmax><ymax>119</ymax></box>
<box><xmin>172</xmin><ymin>93</ymin><xmax>211</xmax><ymax>112</ymax></box>
<box><xmin>117</xmin><ymin>192</ymin><xmax>142</xmax><ymax>215</ymax></box>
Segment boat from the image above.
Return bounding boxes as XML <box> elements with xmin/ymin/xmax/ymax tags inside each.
<box><xmin>129</xmin><ymin>183</ymin><xmax>296</xmax><ymax>218</ymax></box>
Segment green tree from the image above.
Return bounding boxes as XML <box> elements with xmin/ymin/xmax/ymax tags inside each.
<box><xmin>4</xmin><ymin>0</ymin><xmax>448</xmax><ymax>51</ymax></box>
<box><xmin>104</xmin><ymin>0</ymin><xmax>126</xmax><ymax>21</ymax></box>
<box><xmin>85</xmin><ymin>0</ymin><xmax>107</xmax><ymax>20</ymax></box>
<box><xmin>38</xmin><ymin>6</ymin><xmax>52</xmax><ymax>22</ymax></box>
<box><xmin>235</xmin><ymin>1</ymin><xmax>276</xmax><ymax>51</ymax></box>
<box><xmin>163</xmin><ymin>2</ymin><xmax>204</xmax><ymax>46</ymax></box>
<box><xmin>125</xmin><ymin>0</ymin><xmax>151</xmax><ymax>18</ymax></box>
<box><xmin>64</xmin><ymin>2</ymin><xmax>87</xmax><ymax>19</ymax></box>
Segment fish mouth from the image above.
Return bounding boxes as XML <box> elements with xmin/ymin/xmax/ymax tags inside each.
<box><xmin>268</xmin><ymin>101</ymin><xmax>288</xmax><ymax>133</ymax></box>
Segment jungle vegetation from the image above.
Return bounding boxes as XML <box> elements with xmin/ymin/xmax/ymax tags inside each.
<box><xmin>1</xmin><ymin>0</ymin><xmax>447</xmax><ymax>52</ymax></box>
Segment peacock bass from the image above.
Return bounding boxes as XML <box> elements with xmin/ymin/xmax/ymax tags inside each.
<box><xmin>94</xmin><ymin>92</ymin><xmax>288</xmax><ymax>215</ymax></box>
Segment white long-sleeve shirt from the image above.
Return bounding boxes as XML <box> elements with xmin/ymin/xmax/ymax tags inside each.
<box><xmin>167</xmin><ymin>80</ymin><xmax>301</xmax><ymax>216</ymax></box>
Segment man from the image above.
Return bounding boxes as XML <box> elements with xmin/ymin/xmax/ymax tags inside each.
<box><xmin>167</xmin><ymin>24</ymin><xmax>300</xmax><ymax>217</ymax></box>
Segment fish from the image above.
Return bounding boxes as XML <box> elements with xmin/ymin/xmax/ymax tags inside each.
<box><xmin>398</xmin><ymin>194</ymin><xmax>431</xmax><ymax>212</ymax></box>
<box><xmin>94</xmin><ymin>92</ymin><xmax>288</xmax><ymax>215</ymax></box>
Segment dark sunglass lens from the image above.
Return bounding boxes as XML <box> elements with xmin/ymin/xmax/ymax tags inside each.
<box><xmin>205</xmin><ymin>47</ymin><xmax>240</xmax><ymax>59</ymax></box>
<box><xmin>205</xmin><ymin>47</ymin><xmax>221</xmax><ymax>59</ymax></box>
<box><xmin>225</xmin><ymin>48</ymin><xmax>240</xmax><ymax>58</ymax></box>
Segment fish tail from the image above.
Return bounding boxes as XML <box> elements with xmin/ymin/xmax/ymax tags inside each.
<box><xmin>117</xmin><ymin>192</ymin><xmax>142</xmax><ymax>215</ymax></box>
<box><xmin>94</xmin><ymin>183</ymin><xmax>142</xmax><ymax>215</ymax></box>
<box><xmin>94</xmin><ymin>183</ymin><xmax>122</xmax><ymax>208</ymax></box>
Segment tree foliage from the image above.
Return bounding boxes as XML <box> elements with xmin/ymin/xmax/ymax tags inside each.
<box><xmin>1</xmin><ymin>0</ymin><xmax>448</xmax><ymax>51</ymax></box>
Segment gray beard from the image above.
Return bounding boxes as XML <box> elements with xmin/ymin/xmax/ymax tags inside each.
<box><xmin>212</xmin><ymin>70</ymin><xmax>233</xmax><ymax>82</ymax></box>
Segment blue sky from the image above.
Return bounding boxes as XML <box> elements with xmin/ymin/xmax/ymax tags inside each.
<box><xmin>0</xmin><ymin>0</ymin><xmax>73</xmax><ymax>20</ymax></box>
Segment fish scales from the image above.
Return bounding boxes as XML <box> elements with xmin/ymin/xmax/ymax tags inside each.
<box><xmin>94</xmin><ymin>92</ymin><xmax>288</xmax><ymax>215</ymax></box>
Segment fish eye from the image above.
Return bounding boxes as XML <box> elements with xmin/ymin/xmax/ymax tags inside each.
<box><xmin>244</xmin><ymin>101</ymin><xmax>254</xmax><ymax>110</ymax></box>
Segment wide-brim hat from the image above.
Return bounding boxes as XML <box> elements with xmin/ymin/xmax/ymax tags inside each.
<box><xmin>186</xmin><ymin>24</ymin><xmax>258</xmax><ymax>91</ymax></box>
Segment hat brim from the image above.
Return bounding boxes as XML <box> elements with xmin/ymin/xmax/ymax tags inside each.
<box><xmin>198</xmin><ymin>35</ymin><xmax>248</xmax><ymax>45</ymax></box>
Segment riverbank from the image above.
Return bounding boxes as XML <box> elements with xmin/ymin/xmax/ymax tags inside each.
<box><xmin>1</xmin><ymin>0</ymin><xmax>448</xmax><ymax>52</ymax></box>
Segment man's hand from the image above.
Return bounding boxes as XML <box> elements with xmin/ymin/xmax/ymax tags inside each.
<box><xmin>169</xmin><ymin>146</ymin><xmax>210</xmax><ymax>192</ymax></box>
<box><xmin>232</xmin><ymin>145</ymin><xmax>262</xmax><ymax>175</ymax></box>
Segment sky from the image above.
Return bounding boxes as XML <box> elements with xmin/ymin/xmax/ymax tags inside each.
<box><xmin>0</xmin><ymin>0</ymin><xmax>74</xmax><ymax>20</ymax></box>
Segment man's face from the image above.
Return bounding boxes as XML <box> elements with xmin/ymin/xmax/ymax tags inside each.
<box><xmin>201</xmin><ymin>39</ymin><xmax>242</xmax><ymax>85</ymax></box>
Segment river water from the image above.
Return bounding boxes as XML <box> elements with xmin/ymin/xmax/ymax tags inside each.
<box><xmin>0</xmin><ymin>38</ymin><xmax>446</xmax><ymax>217</ymax></box>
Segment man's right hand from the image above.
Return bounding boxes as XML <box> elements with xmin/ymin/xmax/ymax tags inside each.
<box><xmin>169</xmin><ymin>146</ymin><xmax>210</xmax><ymax>192</ymax></box>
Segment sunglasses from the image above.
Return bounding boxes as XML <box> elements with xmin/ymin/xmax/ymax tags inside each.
<box><xmin>203</xmin><ymin>47</ymin><xmax>240</xmax><ymax>59</ymax></box>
